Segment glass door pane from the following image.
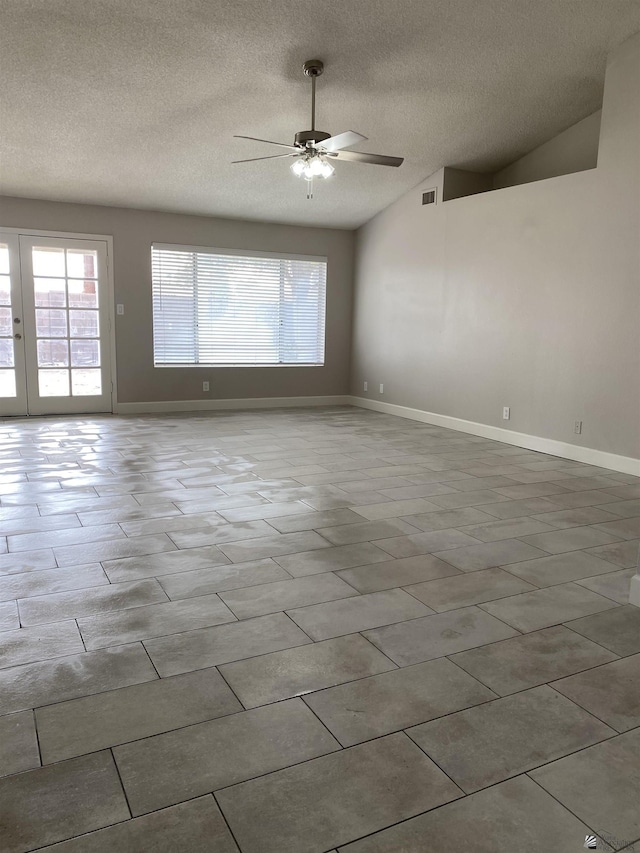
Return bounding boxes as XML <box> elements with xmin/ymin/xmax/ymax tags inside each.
<box><xmin>19</xmin><ymin>235</ymin><xmax>112</xmax><ymax>415</ymax></box>
<box><xmin>0</xmin><ymin>234</ymin><xmax>28</xmax><ymax>417</ymax></box>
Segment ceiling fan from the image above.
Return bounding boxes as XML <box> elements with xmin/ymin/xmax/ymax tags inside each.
<box><xmin>232</xmin><ymin>59</ymin><xmax>404</xmax><ymax>198</ymax></box>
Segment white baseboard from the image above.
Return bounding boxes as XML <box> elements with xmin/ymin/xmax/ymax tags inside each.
<box><xmin>349</xmin><ymin>396</ymin><xmax>640</xmax><ymax>477</ymax></box>
<box><xmin>114</xmin><ymin>395</ymin><xmax>352</xmax><ymax>415</ymax></box>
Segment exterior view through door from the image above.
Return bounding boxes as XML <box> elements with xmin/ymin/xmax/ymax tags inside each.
<box><xmin>0</xmin><ymin>232</ymin><xmax>113</xmax><ymax>416</ymax></box>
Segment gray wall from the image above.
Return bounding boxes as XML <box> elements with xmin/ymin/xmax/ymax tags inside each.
<box><xmin>0</xmin><ymin>199</ymin><xmax>355</xmax><ymax>403</ymax></box>
<box><xmin>494</xmin><ymin>110</ymin><xmax>602</xmax><ymax>189</ymax></box>
<box><xmin>351</xmin><ymin>34</ymin><xmax>640</xmax><ymax>460</ymax></box>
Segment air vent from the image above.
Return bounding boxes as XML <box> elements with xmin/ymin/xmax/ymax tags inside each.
<box><xmin>422</xmin><ymin>188</ymin><xmax>437</xmax><ymax>205</ymax></box>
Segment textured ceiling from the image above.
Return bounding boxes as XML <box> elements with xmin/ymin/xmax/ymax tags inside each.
<box><xmin>1</xmin><ymin>0</ymin><xmax>639</xmax><ymax>229</ymax></box>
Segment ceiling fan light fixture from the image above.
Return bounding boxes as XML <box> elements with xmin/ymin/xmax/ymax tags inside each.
<box><xmin>290</xmin><ymin>154</ymin><xmax>335</xmax><ymax>181</ymax></box>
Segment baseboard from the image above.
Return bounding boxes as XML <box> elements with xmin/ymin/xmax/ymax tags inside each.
<box><xmin>349</xmin><ymin>396</ymin><xmax>640</xmax><ymax>477</ymax></box>
<box><xmin>114</xmin><ymin>395</ymin><xmax>352</xmax><ymax>415</ymax></box>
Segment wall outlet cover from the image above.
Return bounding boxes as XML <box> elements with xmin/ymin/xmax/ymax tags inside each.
<box><xmin>202</xmin><ymin>381</ymin><xmax>210</xmax><ymax>392</ymax></box>
<box><xmin>503</xmin><ymin>407</ymin><xmax>510</xmax><ymax>420</ymax></box>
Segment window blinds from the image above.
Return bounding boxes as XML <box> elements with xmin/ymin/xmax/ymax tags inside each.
<box><xmin>151</xmin><ymin>245</ymin><xmax>326</xmax><ymax>366</ymax></box>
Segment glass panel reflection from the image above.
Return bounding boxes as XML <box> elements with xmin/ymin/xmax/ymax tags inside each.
<box><xmin>37</xmin><ymin>339</ymin><xmax>69</xmax><ymax>367</ymax></box>
<box><xmin>71</xmin><ymin>369</ymin><xmax>101</xmax><ymax>396</ymax></box>
<box><xmin>0</xmin><ymin>369</ymin><xmax>16</xmax><ymax>397</ymax></box>
<box><xmin>0</xmin><ymin>245</ymin><xmax>9</xmax><ymax>276</ymax></box>
<box><xmin>34</xmin><ymin>278</ymin><xmax>66</xmax><ymax>307</ymax></box>
<box><xmin>68</xmin><ymin>280</ymin><xmax>98</xmax><ymax>308</ymax></box>
<box><xmin>69</xmin><ymin>310</ymin><xmax>98</xmax><ymax>337</ymax></box>
<box><xmin>66</xmin><ymin>250</ymin><xmax>97</xmax><ymax>279</ymax></box>
<box><xmin>0</xmin><ymin>339</ymin><xmax>15</xmax><ymax>367</ymax></box>
<box><xmin>0</xmin><ymin>274</ymin><xmax>10</xmax><ymax>305</ymax></box>
<box><xmin>0</xmin><ymin>307</ymin><xmax>11</xmax><ymax>335</ymax></box>
<box><xmin>36</xmin><ymin>309</ymin><xmax>68</xmax><ymax>337</ymax></box>
<box><xmin>32</xmin><ymin>248</ymin><xmax>65</xmax><ymax>277</ymax></box>
<box><xmin>70</xmin><ymin>339</ymin><xmax>100</xmax><ymax>367</ymax></box>
<box><xmin>38</xmin><ymin>369</ymin><xmax>70</xmax><ymax>397</ymax></box>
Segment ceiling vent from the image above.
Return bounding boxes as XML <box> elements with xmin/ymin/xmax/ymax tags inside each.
<box><xmin>422</xmin><ymin>188</ymin><xmax>437</xmax><ymax>205</ymax></box>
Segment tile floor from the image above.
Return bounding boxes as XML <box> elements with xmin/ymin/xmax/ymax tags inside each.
<box><xmin>0</xmin><ymin>406</ymin><xmax>639</xmax><ymax>853</ymax></box>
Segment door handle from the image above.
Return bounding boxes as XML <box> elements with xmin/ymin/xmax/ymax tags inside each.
<box><xmin>14</xmin><ymin>333</ymin><xmax>22</xmax><ymax>340</ymax></box>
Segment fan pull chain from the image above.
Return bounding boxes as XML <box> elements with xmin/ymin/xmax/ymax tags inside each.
<box><xmin>306</xmin><ymin>177</ymin><xmax>314</xmax><ymax>200</ymax></box>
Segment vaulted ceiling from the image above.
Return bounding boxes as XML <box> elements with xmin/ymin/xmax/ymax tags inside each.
<box><xmin>1</xmin><ymin>0</ymin><xmax>638</xmax><ymax>228</ymax></box>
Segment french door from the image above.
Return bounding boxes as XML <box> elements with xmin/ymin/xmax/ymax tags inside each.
<box><xmin>0</xmin><ymin>232</ymin><xmax>113</xmax><ymax>416</ymax></box>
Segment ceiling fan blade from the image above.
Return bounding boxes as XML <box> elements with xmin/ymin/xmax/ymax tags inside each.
<box><xmin>234</xmin><ymin>135</ymin><xmax>300</xmax><ymax>151</ymax></box>
<box><xmin>335</xmin><ymin>150</ymin><xmax>404</xmax><ymax>167</ymax></box>
<box><xmin>321</xmin><ymin>130</ymin><xmax>368</xmax><ymax>152</ymax></box>
<box><xmin>232</xmin><ymin>153</ymin><xmax>299</xmax><ymax>163</ymax></box>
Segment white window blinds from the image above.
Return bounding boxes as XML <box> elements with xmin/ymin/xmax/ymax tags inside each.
<box><xmin>152</xmin><ymin>244</ymin><xmax>327</xmax><ymax>366</ymax></box>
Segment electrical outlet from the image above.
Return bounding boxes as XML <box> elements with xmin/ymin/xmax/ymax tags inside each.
<box><xmin>116</xmin><ymin>304</ymin><xmax>124</xmax><ymax>315</ymax></box>
<box><xmin>379</xmin><ymin>384</ymin><xmax>384</xmax><ymax>394</ymax></box>
<box><xmin>503</xmin><ymin>407</ymin><xmax>510</xmax><ymax>420</ymax></box>
<box><xmin>202</xmin><ymin>381</ymin><xmax>210</xmax><ymax>392</ymax></box>
<box><xmin>574</xmin><ymin>420</ymin><xmax>583</xmax><ymax>434</ymax></box>
<box><xmin>363</xmin><ymin>381</ymin><xmax>368</xmax><ymax>392</ymax></box>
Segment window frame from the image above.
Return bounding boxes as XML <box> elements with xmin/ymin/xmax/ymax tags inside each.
<box><xmin>151</xmin><ymin>243</ymin><xmax>328</xmax><ymax>369</ymax></box>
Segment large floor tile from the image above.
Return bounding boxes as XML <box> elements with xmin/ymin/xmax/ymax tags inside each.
<box><xmin>36</xmin><ymin>667</ymin><xmax>242</xmax><ymax>764</ymax></box>
<box><xmin>287</xmin><ymin>588</ymin><xmax>432</xmax><ymax>641</ymax></box>
<box><xmin>531</xmin><ymin>506</ymin><xmax>620</xmax><ymax>529</ymax></box>
<box><xmin>0</xmin><ymin>563</ymin><xmax>108</xmax><ymax>601</ymax></box>
<box><xmin>144</xmin><ymin>611</ymin><xmax>312</xmax><ymax>676</ymax></box>
<box><xmin>433</xmin><ymin>538</ymin><xmax>549</xmax><ymax>571</ymax></box>
<box><xmin>397</xmin><ymin>506</ymin><xmax>497</xmax><ymax>532</ymax></box>
<box><xmin>0</xmin><ymin>751</ymin><xmax>130</xmax><ymax>853</ymax></box>
<box><xmin>77</xmin><ymin>593</ymin><xmax>236</xmax><ymax>650</ymax></box>
<box><xmin>36</xmin><ymin>796</ymin><xmax>239</xmax><ymax>853</ymax></box>
<box><xmin>350</xmin><ymin>499</ymin><xmax>442</xmax><ymax>520</ymax></box>
<box><xmin>274</xmin><ymin>543</ymin><xmax>390</xmax><ymax>576</ymax></box>
<box><xmin>114</xmin><ymin>698</ymin><xmax>339</xmax><ymax>816</ymax></box>
<box><xmin>1</xmin><ymin>620</ymin><xmax>84</xmax><ymax>668</ymax></box>
<box><xmin>565</xmin><ymin>605</ymin><xmax>640</xmax><ymax>655</ymax></box>
<box><xmin>519</xmin><ymin>526</ymin><xmax>622</xmax><ymax>554</ymax></box>
<box><xmin>167</xmin><ymin>519</ymin><xmax>274</xmax><ymax>548</ymax></box>
<box><xmin>592</xmin><ymin>516</ymin><xmax>640</xmax><ymax>540</ymax></box>
<box><xmin>0</xmin><ymin>643</ymin><xmax>157</xmax><ymax>714</ymax></box>
<box><xmin>18</xmin><ymin>579</ymin><xmax>168</xmax><ymax>626</ymax></box>
<box><xmin>363</xmin><ymin>606</ymin><xmax>519</xmax><ymax>666</ymax></box>
<box><xmin>407</xmin><ymin>685</ymin><xmax>614</xmax><ymax>792</ymax></box>
<box><xmin>0</xmin><ymin>710</ymin><xmax>40</xmax><ymax>778</ymax></box>
<box><xmin>530</xmin><ymin>729</ymin><xmax>640</xmax><ymax>850</ymax></box>
<box><xmin>480</xmin><ymin>582</ymin><xmax>618</xmax><ymax>632</ymax></box>
<box><xmin>457</xmin><ymin>516</ymin><xmax>555</xmax><ymax>542</ymax></box>
<box><xmin>0</xmin><ymin>548</ymin><xmax>57</xmax><ymax>575</ymax></box>
<box><xmin>316</xmin><ymin>519</ymin><xmax>418</xmax><ymax>546</ymax></box>
<box><xmin>586</xmin><ymin>538</ymin><xmax>640</xmax><ymax>569</ymax></box>
<box><xmin>158</xmin><ymin>558</ymin><xmax>289</xmax><ymax>599</ymax></box>
<box><xmin>504</xmin><ymin>550</ymin><xmax>624</xmax><ymax>587</ymax></box>
<box><xmin>0</xmin><ymin>600</ymin><xmax>19</xmax><ymax>631</ymax></box>
<box><xmin>54</xmin><ymin>534</ymin><xmax>176</xmax><ymax>566</ymax></box>
<box><xmin>102</xmin><ymin>545</ymin><xmax>230</xmax><ymax>582</ymax></box>
<box><xmin>552</xmin><ymin>654</ymin><xmax>640</xmax><ymax>732</ymax></box>
<box><xmin>304</xmin><ymin>657</ymin><xmax>495</xmax><ymax>746</ymax></box>
<box><xmin>338</xmin><ymin>775</ymin><xmax>606</xmax><ymax>853</ymax></box>
<box><xmin>218</xmin><ymin>530</ymin><xmax>331</xmax><ymax>563</ymax></box>
<box><xmin>450</xmin><ymin>624</ymin><xmax>617</xmax><ymax>695</ymax></box>
<box><xmin>218</xmin><ymin>634</ymin><xmax>395</xmax><ymax>708</ymax></box>
<box><xmin>8</xmin><ymin>523</ymin><xmax>126</xmax><ymax>553</ymax></box>
<box><xmin>219</xmin><ymin>573</ymin><xmax>358</xmax><ymax>619</ymax></box>
<box><xmin>405</xmin><ymin>567</ymin><xmax>536</xmax><ymax>611</ymax></box>
<box><xmin>576</xmin><ymin>567</ymin><xmax>636</xmax><ymax>603</ymax></box>
<box><xmin>375</xmin><ymin>528</ymin><xmax>483</xmax><ymax>559</ymax></box>
<box><xmin>216</xmin><ymin>733</ymin><xmax>462</xmax><ymax>853</ymax></box>
<box><xmin>479</xmin><ymin>496</ymin><xmax>565</xmax><ymax>519</ymax></box>
<box><xmin>336</xmin><ymin>554</ymin><xmax>460</xmax><ymax>593</ymax></box>
<box><xmin>266</xmin><ymin>507</ymin><xmax>364</xmax><ymax>534</ymax></box>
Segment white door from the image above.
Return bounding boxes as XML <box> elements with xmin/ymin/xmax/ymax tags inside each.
<box><xmin>0</xmin><ymin>233</ymin><xmax>113</xmax><ymax>417</ymax></box>
<box><xmin>0</xmin><ymin>235</ymin><xmax>28</xmax><ymax>416</ymax></box>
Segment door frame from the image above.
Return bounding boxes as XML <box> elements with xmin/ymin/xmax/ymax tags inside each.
<box><xmin>0</xmin><ymin>227</ymin><xmax>117</xmax><ymax>415</ymax></box>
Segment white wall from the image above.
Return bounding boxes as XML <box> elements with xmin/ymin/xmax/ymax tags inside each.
<box><xmin>494</xmin><ymin>110</ymin><xmax>601</xmax><ymax>189</ymax></box>
<box><xmin>351</xmin><ymin>33</ymin><xmax>640</xmax><ymax>462</ymax></box>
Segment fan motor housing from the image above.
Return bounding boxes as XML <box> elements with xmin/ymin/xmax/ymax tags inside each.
<box><xmin>295</xmin><ymin>130</ymin><xmax>331</xmax><ymax>147</ymax></box>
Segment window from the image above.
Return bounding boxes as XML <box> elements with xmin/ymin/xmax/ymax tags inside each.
<box><xmin>151</xmin><ymin>244</ymin><xmax>327</xmax><ymax>366</ymax></box>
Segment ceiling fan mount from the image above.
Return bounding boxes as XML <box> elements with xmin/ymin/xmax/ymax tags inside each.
<box><xmin>232</xmin><ymin>58</ymin><xmax>404</xmax><ymax>198</ymax></box>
